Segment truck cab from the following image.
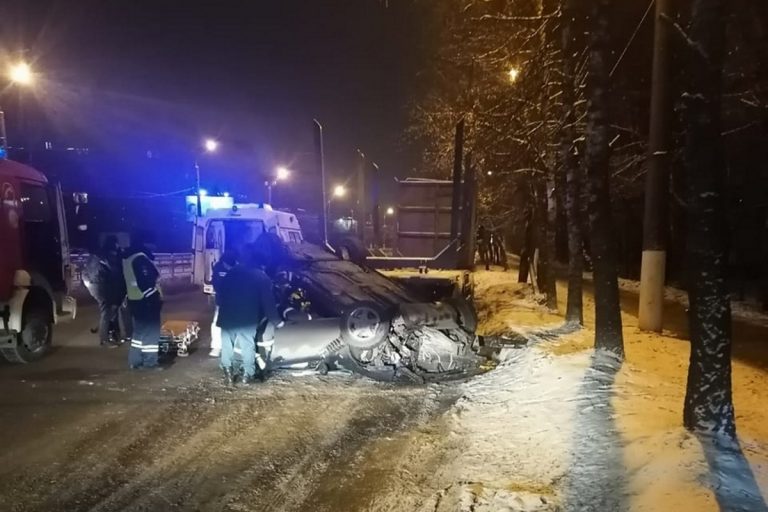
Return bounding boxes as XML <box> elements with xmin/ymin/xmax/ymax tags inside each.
<box><xmin>192</xmin><ymin>203</ymin><xmax>303</xmax><ymax>294</ymax></box>
<box><xmin>0</xmin><ymin>159</ymin><xmax>77</xmax><ymax>363</ymax></box>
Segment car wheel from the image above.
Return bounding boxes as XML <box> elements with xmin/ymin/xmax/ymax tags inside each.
<box><xmin>333</xmin><ymin>237</ymin><xmax>367</xmax><ymax>265</ymax></box>
<box><xmin>339</xmin><ymin>301</ymin><xmax>391</xmax><ymax>350</ymax></box>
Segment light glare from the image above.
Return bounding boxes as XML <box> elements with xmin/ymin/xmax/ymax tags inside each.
<box><xmin>276</xmin><ymin>166</ymin><xmax>290</xmax><ymax>181</ymax></box>
<box><xmin>204</xmin><ymin>139</ymin><xmax>218</xmax><ymax>152</ymax></box>
<box><xmin>9</xmin><ymin>62</ymin><xmax>33</xmax><ymax>86</ymax></box>
<box><xmin>333</xmin><ymin>185</ymin><xmax>347</xmax><ymax>198</ymax></box>
<box><xmin>508</xmin><ymin>67</ymin><xmax>520</xmax><ymax>83</ymax></box>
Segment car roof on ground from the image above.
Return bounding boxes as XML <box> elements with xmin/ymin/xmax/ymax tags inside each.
<box><xmin>0</xmin><ymin>159</ymin><xmax>47</xmax><ymax>183</ymax></box>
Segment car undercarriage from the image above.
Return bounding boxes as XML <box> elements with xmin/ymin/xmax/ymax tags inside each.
<box><xmin>260</xmin><ymin>242</ymin><xmax>493</xmax><ymax>382</ymax></box>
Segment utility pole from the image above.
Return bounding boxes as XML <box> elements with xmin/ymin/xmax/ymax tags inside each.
<box><xmin>194</xmin><ymin>160</ymin><xmax>202</xmax><ymax>217</ymax></box>
<box><xmin>639</xmin><ymin>0</ymin><xmax>672</xmax><ymax>332</ymax></box>
<box><xmin>371</xmin><ymin>161</ymin><xmax>381</xmax><ymax>246</ymax></box>
<box><xmin>0</xmin><ymin>111</ymin><xmax>7</xmax><ymax>158</ymax></box>
<box><xmin>314</xmin><ymin>119</ymin><xmax>330</xmax><ymax>246</ymax></box>
<box><xmin>356</xmin><ymin>149</ymin><xmax>367</xmax><ymax>241</ymax></box>
<box><xmin>450</xmin><ymin>119</ymin><xmax>465</xmax><ymax>241</ymax></box>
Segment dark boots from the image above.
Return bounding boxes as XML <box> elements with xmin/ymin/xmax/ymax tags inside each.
<box><xmin>222</xmin><ymin>367</ymin><xmax>235</xmax><ymax>386</ymax></box>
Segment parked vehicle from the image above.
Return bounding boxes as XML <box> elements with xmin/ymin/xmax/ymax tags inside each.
<box><xmin>0</xmin><ymin>159</ymin><xmax>77</xmax><ymax>363</ymax></box>
<box><xmin>191</xmin><ymin>203</ymin><xmax>303</xmax><ymax>295</ymax></box>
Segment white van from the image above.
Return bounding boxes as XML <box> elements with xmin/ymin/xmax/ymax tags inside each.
<box><xmin>191</xmin><ymin>203</ymin><xmax>303</xmax><ymax>294</ymax></box>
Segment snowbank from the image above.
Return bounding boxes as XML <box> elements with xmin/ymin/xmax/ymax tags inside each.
<box><xmin>618</xmin><ymin>277</ymin><xmax>768</xmax><ymax>329</ymax></box>
<box><xmin>416</xmin><ymin>269</ymin><xmax>768</xmax><ymax>511</ymax></box>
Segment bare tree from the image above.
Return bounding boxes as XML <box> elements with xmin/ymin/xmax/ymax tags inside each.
<box><xmin>681</xmin><ymin>0</ymin><xmax>735</xmax><ymax>436</ymax></box>
<box><xmin>584</xmin><ymin>0</ymin><xmax>624</xmax><ymax>355</ymax></box>
<box><xmin>561</xmin><ymin>0</ymin><xmax>584</xmax><ymax>325</ymax></box>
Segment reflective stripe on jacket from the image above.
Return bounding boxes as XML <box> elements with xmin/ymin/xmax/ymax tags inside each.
<box><xmin>123</xmin><ymin>252</ymin><xmax>161</xmax><ymax>301</ymax></box>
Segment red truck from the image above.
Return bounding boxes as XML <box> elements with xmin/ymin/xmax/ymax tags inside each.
<box><xmin>0</xmin><ymin>158</ymin><xmax>76</xmax><ymax>363</ymax></box>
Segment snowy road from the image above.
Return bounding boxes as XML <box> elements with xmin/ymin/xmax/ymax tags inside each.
<box><xmin>0</xmin><ymin>290</ymin><xmax>462</xmax><ymax>512</ymax></box>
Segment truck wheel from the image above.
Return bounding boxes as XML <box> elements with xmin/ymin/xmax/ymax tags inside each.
<box><xmin>340</xmin><ymin>301</ymin><xmax>390</xmax><ymax>350</ymax></box>
<box><xmin>15</xmin><ymin>309</ymin><xmax>53</xmax><ymax>363</ymax></box>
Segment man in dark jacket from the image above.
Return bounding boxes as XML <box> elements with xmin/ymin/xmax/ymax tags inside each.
<box><xmin>216</xmin><ymin>248</ymin><xmax>282</xmax><ymax>384</ymax></box>
<box><xmin>209</xmin><ymin>252</ymin><xmax>237</xmax><ymax>358</ymax></box>
<box><xmin>123</xmin><ymin>233</ymin><xmax>163</xmax><ymax>370</ymax></box>
<box><xmin>84</xmin><ymin>236</ymin><xmax>127</xmax><ymax>346</ymax></box>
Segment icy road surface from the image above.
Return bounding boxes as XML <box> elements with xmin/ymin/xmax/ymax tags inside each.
<box><xmin>0</xmin><ymin>290</ymin><xmax>462</xmax><ymax>512</ymax></box>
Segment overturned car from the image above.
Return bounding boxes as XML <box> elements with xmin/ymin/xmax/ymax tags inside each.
<box><xmin>261</xmin><ymin>242</ymin><xmax>488</xmax><ymax>383</ymax></box>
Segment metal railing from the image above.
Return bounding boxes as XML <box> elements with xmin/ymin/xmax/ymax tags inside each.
<box><xmin>70</xmin><ymin>253</ymin><xmax>194</xmax><ymax>285</ymax></box>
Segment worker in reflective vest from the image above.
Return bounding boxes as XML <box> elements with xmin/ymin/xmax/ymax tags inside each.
<box><xmin>123</xmin><ymin>235</ymin><xmax>163</xmax><ymax>370</ymax></box>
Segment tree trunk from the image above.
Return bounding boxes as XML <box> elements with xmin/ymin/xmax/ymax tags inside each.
<box><xmin>541</xmin><ymin>179</ymin><xmax>559</xmax><ymax>310</ymax></box>
<box><xmin>561</xmin><ymin>0</ymin><xmax>583</xmax><ymax>326</ymax></box>
<box><xmin>585</xmin><ymin>0</ymin><xmax>624</xmax><ymax>355</ymax></box>
<box><xmin>681</xmin><ymin>0</ymin><xmax>735</xmax><ymax>437</ymax></box>
<box><xmin>518</xmin><ymin>206</ymin><xmax>534</xmax><ymax>283</ymax></box>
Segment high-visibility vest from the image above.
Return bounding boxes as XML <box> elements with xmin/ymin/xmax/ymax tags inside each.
<box><xmin>123</xmin><ymin>252</ymin><xmax>161</xmax><ymax>301</ymax></box>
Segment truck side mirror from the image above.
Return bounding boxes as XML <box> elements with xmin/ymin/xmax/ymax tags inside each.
<box><xmin>73</xmin><ymin>193</ymin><xmax>89</xmax><ymax>232</ymax></box>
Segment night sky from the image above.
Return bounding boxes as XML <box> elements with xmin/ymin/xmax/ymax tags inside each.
<box><xmin>0</xmin><ymin>0</ymin><xmax>426</xmax><ymax>204</ymax></box>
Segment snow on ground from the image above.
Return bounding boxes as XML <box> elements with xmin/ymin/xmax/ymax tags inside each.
<box><xmin>421</xmin><ymin>341</ymin><xmax>591</xmax><ymax>511</ymax></box>
<box><xmin>405</xmin><ymin>269</ymin><xmax>768</xmax><ymax>512</ymax></box>
<box><xmin>617</xmin><ymin>276</ymin><xmax>768</xmax><ymax>329</ymax></box>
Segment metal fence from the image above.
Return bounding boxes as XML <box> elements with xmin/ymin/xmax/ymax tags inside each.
<box><xmin>70</xmin><ymin>253</ymin><xmax>194</xmax><ymax>286</ymax></box>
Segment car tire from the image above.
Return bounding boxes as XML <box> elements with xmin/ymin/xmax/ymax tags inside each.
<box><xmin>339</xmin><ymin>301</ymin><xmax>391</xmax><ymax>350</ymax></box>
<box><xmin>333</xmin><ymin>237</ymin><xmax>367</xmax><ymax>266</ymax></box>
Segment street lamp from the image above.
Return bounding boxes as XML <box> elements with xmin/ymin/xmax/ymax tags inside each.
<box><xmin>194</xmin><ymin>138</ymin><xmax>219</xmax><ymax>216</ymax></box>
<box><xmin>9</xmin><ymin>62</ymin><xmax>34</xmax><ymax>86</ymax></box>
<box><xmin>276</xmin><ymin>166</ymin><xmax>290</xmax><ymax>181</ymax></box>
<box><xmin>266</xmin><ymin>166</ymin><xmax>290</xmax><ymax>204</ymax></box>
<box><xmin>333</xmin><ymin>184</ymin><xmax>347</xmax><ymax>198</ymax></box>
<box><xmin>204</xmin><ymin>138</ymin><xmax>219</xmax><ymax>153</ymax></box>
<box><xmin>1</xmin><ymin>60</ymin><xmax>36</xmax><ymax>155</ymax></box>
<box><xmin>385</xmin><ymin>206</ymin><xmax>395</xmax><ymax>216</ymax></box>
<box><xmin>508</xmin><ymin>66</ymin><xmax>520</xmax><ymax>84</ymax></box>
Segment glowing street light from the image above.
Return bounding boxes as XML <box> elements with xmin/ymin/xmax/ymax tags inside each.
<box><xmin>276</xmin><ymin>166</ymin><xmax>290</xmax><ymax>181</ymax></box>
<box><xmin>9</xmin><ymin>62</ymin><xmax>34</xmax><ymax>86</ymax></box>
<box><xmin>508</xmin><ymin>66</ymin><xmax>520</xmax><ymax>84</ymax></box>
<box><xmin>386</xmin><ymin>206</ymin><xmax>395</xmax><ymax>216</ymax></box>
<box><xmin>194</xmin><ymin>139</ymin><xmax>219</xmax><ymax>216</ymax></box>
<box><xmin>1</xmin><ymin>61</ymin><xmax>36</xmax><ymax>156</ymax></box>
<box><xmin>333</xmin><ymin>184</ymin><xmax>347</xmax><ymax>198</ymax></box>
<box><xmin>267</xmin><ymin>166</ymin><xmax>291</xmax><ymax>204</ymax></box>
<box><xmin>204</xmin><ymin>138</ymin><xmax>219</xmax><ymax>153</ymax></box>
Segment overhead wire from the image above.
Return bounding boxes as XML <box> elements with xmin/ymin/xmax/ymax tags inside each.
<box><xmin>609</xmin><ymin>0</ymin><xmax>655</xmax><ymax>78</ymax></box>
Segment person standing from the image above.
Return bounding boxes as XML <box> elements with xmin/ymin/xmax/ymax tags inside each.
<box><xmin>83</xmin><ymin>237</ymin><xmax>122</xmax><ymax>347</ymax></box>
<box><xmin>216</xmin><ymin>249</ymin><xmax>282</xmax><ymax>385</ymax></box>
<box><xmin>103</xmin><ymin>237</ymin><xmax>133</xmax><ymax>344</ymax></box>
<box><xmin>477</xmin><ymin>225</ymin><xmax>491</xmax><ymax>270</ymax></box>
<box><xmin>123</xmin><ymin>233</ymin><xmax>163</xmax><ymax>370</ymax></box>
<box><xmin>208</xmin><ymin>252</ymin><xmax>237</xmax><ymax>358</ymax></box>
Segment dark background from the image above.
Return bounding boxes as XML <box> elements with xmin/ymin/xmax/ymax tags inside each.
<box><xmin>0</xmin><ymin>0</ymin><xmax>431</xmax><ymax>220</ymax></box>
